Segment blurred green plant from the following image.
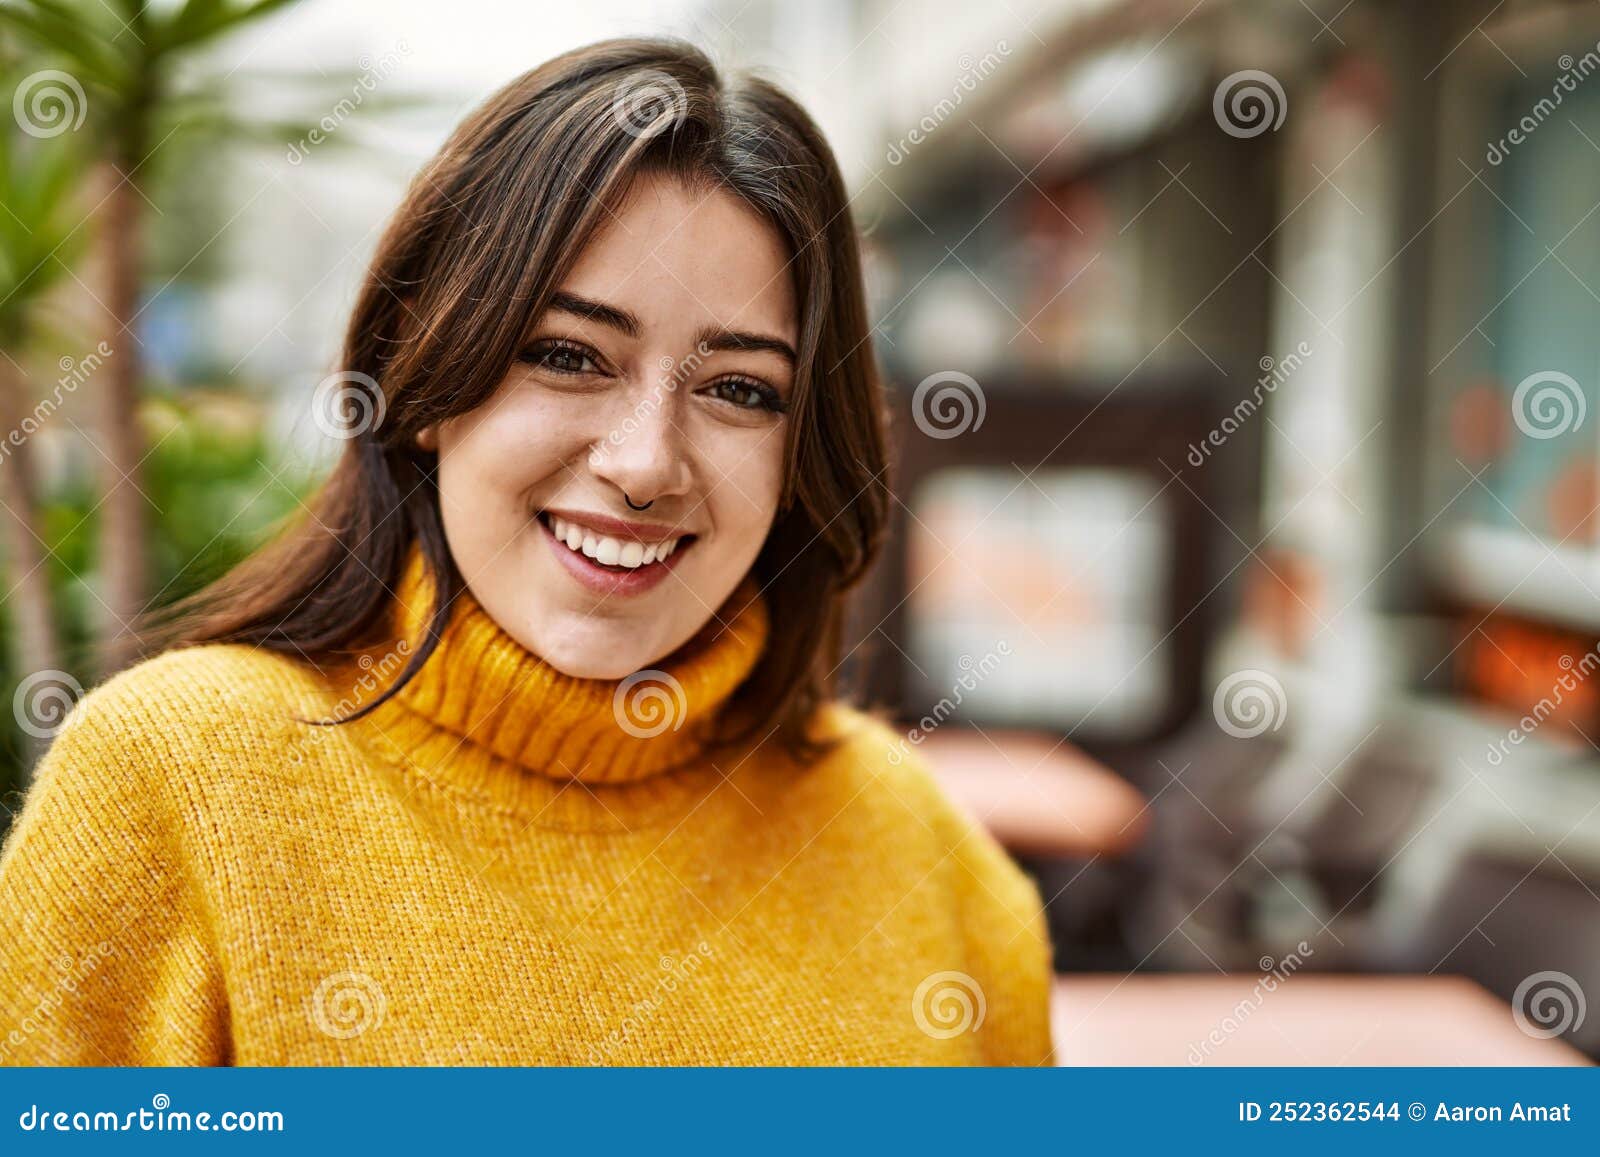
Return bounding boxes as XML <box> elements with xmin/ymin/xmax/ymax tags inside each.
<box><xmin>0</xmin><ymin>0</ymin><xmax>307</xmax><ymax>674</ymax></box>
<box><xmin>0</xmin><ymin>2</ymin><xmax>436</xmax><ymax>808</ymax></box>
<box><xmin>0</xmin><ymin>396</ymin><xmax>316</xmax><ymax>831</ymax></box>
<box><xmin>0</xmin><ymin>46</ymin><xmax>89</xmax><ymax>694</ymax></box>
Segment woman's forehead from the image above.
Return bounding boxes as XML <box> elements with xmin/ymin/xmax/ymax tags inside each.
<box><xmin>557</xmin><ymin>173</ymin><xmax>798</xmax><ymax>346</ymax></box>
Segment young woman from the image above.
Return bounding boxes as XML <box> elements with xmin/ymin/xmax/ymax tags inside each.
<box><xmin>0</xmin><ymin>39</ymin><xmax>1053</xmax><ymax>1066</ymax></box>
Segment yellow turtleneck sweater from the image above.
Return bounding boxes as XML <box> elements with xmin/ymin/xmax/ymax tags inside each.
<box><xmin>0</xmin><ymin>549</ymin><xmax>1054</xmax><ymax>1065</ymax></box>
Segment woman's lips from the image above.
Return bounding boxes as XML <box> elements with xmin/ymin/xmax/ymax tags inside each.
<box><xmin>536</xmin><ymin>511</ymin><xmax>694</xmax><ymax>597</ymax></box>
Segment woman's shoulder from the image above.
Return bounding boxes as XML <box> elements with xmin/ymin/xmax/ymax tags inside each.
<box><xmin>802</xmin><ymin>702</ymin><xmax>977</xmax><ymax>825</ymax></box>
<box><xmin>3</xmin><ymin>643</ymin><xmax>340</xmax><ymax>876</ymax></box>
<box><xmin>39</xmin><ymin>642</ymin><xmax>335</xmax><ymax>773</ymax></box>
<box><xmin>803</xmin><ymin>701</ymin><xmax>1045</xmax><ymax>889</ymax></box>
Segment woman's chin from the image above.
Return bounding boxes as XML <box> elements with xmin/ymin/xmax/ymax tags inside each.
<box><xmin>552</xmin><ymin>654</ymin><xmax>649</xmax><ymax>681</ymax></box>
<box><xmin>528</xmin><ymin>620</ymin><xmax>671</xmax><ymax>681</ymax></box>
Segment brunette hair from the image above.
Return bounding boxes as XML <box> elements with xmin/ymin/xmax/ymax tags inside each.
<box><xmin>143</xmin><ymin>37</ymin><xmax>889</xmax><ymax>760</ymax></box>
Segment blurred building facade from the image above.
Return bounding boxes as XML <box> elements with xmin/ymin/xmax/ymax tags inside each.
<box><xmin>706</xmin><ymin>0</ymin><xmax>1600</xmax><ymax>1058</ymax></box>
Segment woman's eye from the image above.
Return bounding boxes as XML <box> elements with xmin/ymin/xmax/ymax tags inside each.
<box><xmin>705</xmin><ymin>378</ymin><xmax>786</xmax><ymax>413</ymax></box>
<box><xmin>521</xmin><ymin>341</ymin><xmax>598</xmax><ymax>375</ymax></box>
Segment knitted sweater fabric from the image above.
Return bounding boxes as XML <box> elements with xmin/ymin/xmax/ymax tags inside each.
<box><xmin>0</xmin><ymin>550</ymin><xmax>1054</xmax><ymax>1065</ymax></box>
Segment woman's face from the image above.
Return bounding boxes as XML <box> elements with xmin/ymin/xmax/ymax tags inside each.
<box><xmin>421</xmin><ymin>173</ymin><xmax>796</xmax><ymax>679</ymax></box>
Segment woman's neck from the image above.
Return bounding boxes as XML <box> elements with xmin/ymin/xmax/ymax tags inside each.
<box><xmin>345</xmin><ymin>545</ymin><xmax>770</xmax><ymax>786</ymax></box>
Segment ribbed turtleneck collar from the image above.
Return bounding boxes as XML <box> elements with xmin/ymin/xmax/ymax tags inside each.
<box><xmin>356</xmin><ymin>545</ymin><xmax>770</xmax><ymax>787</ymax></box>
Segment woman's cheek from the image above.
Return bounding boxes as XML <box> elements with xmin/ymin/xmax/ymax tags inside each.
<box><xmin>716</xmin><ymin>430</ymin><xmax>786</xmax><ymax>549</ymax></box>
<box><xmin>446</xmin><ymin>392</ymin><xmax>582</xmax><ymax>500</ymax></box>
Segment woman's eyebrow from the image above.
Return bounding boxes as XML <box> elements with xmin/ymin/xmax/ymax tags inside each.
<box><xmin>546</xmin><ymin>291</ymin><xmax>641</xmax><ymax>337</ymax></box>
<box><xmin>693</xmin><ymin>325</ymin><xmax>797</xmax><ymax>366</ymax></box>
<box><xmin>545</xmin><ymin>290</ymin><xmax>796</xmax><ymax>365</ymax></box>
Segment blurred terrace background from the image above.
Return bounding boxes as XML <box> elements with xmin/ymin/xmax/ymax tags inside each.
<box><xmin>2</xmin><ymin>0</ymin><xmax>1599</xmax><ymax>1064</ymax></box>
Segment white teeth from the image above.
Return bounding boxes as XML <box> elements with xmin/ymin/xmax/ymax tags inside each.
<box><xmin>545</xmin><ymin>514</ymin><xmax>682</xmax><ymax>570</ymax></box>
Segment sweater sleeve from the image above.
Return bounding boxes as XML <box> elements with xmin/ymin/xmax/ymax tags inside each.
<box><xmin>939</xmin><ymin>787</ymin><xmax>1057</xmax><ymax>1067</ymax></box>
<box><xmin>0</xmin><ymin>683</ymin><xmax>229</xmax><ymax>1066</ymax></box>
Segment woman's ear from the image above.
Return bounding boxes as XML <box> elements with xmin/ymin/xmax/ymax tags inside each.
<box><xmin>416</xmin><ymin>424</ymin><xmax>439</xmax><ymax>452</ymax></box>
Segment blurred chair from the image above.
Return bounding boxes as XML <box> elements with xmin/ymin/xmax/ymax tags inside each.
<box><xmin>1178</xmin><ymin>693</ymin><xmax>1600</xmax><ymax>1060</ymax></box>
<box><xmin>918</xmin><ymin>728</ymin><xmax>1148</xmax><ymax>859</ymax></box>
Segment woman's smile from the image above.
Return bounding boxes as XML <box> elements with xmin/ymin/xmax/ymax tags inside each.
<box><xmin>536</xmin><ymin>507</ymin><xmax>698</xmax><ymax>597</ymax></box>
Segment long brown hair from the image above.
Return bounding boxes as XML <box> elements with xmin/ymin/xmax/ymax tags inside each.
<box><xmin>142</xmin><ymin>38</ymin><xmax>890</xmax><ymax>760</ymax></box>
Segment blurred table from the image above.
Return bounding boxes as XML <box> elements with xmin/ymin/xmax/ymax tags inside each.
<box><xmin>1052</xmin><ymin>974</ymin><xmax>1591</xmax><ymax>1066</ymax></box>
<box><xmin>918</xmin><ymin>730</ymin><xmax>1147</xmax><ymax>858</ymax></box>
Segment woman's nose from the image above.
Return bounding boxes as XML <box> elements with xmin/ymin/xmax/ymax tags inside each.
<box><xmin>587</xmin><ymin>379</ymin><xmax>694</xmax><ymax>505</ymax></box>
